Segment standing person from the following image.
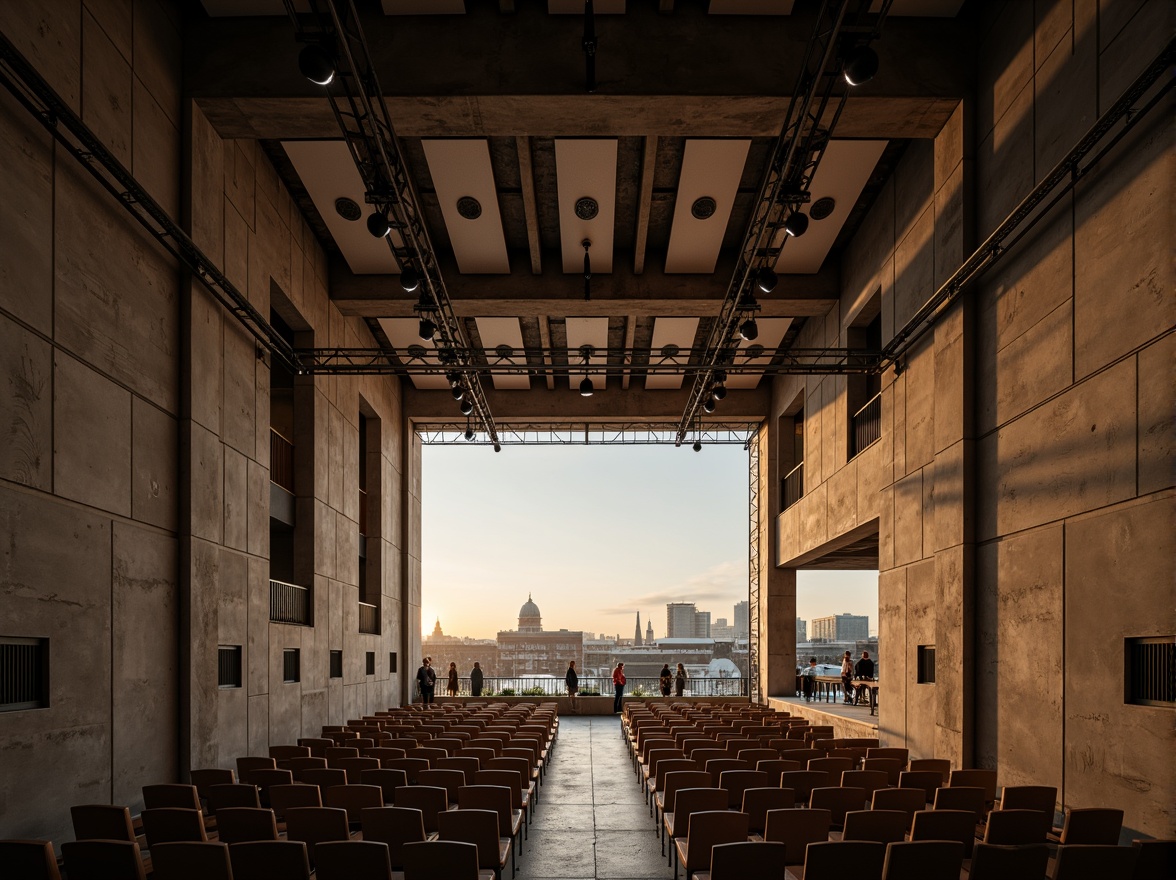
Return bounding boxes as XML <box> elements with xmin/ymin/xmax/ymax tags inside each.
<box><xmin>565</xmin><ymin>661</ymin><xmax>579</xmax><ymax>699</ymax></box>
<box><xmin>470</xmin><ymin>661</ymin><xmax>484</xmax><ymax>697</ymax></box>
<box><xmin>446</xmin><ymin>661</ymin><xmax>458</xmax><ymax>697</ymax></box>
<box><xmin>800</xmin><ymin>657</ymin><xmax>818</xmax><ymax>702</ymax></box>
<box><xmin>658</xmin><ymin>664</ymin><xmax>672</xmax><ymax>697</ymax></box>
<box><xmin>416</xmin><ymin>659</ymin><xmax>431</xmax><ymax>704</ymax></box>
<box><xmin>840</xmin><ymin>650</ymin><xmax>855</xmax><ymax>704</ymax></box>
<box><xmin>612</xmin><ymin>662</ymin><xmax>626</xmax><ymax>714</ymax></box>
<box><xmin>853</xmin><ymin>650</ymin><xmax>875</xmax><ymax>706</ymax></box>
<box><xmin>423</xmin><ymin>658</ymin><xmax>436</xmax><ymax>704</ymax></box>
<box><xmin>674</xmin><ymin>663</ymin><xmax>688</xmax><ymax>697</ymax></box>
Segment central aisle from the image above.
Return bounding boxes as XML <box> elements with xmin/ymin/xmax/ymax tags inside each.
<box><xmin>517</xmin><ymin>715</ymin><xmax>675</xmax><ymax>880</ymax></box>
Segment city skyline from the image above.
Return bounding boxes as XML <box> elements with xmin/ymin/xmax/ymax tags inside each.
<box><xmin>422</xmin><ymin>444</ymin><xmax>877</xmax><ymax>640</ymax></box>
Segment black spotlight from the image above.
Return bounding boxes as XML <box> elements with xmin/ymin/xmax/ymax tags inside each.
<box><xmin>756</xmin><ymin>268</ymin><xmax>778</xmax><ymax>294</ymax></box>
<box><xmin>464</xmin><ymin>427</ymin><xmax>475</xmax><ymax>441</ymax></box>
<box><xmin>579</xmin><ymin>377</ymin><xmax>594</xmax><ymax>397</ymax></box>
<box><xmin>446</xmin><ymin>371</ymin><xmax>462</xmax><ymax>387</ymax></box>
<box><xmin>451</xmin><ymin>385</ymin><xmax>464</xmax><ymax>401</ymax></box>
<box><xmin>693</xmin><ymin>440</ymin><xmax>702</xmax><ymax>452</ymax></box>
<box><xmin>298</xmin><ymin>44</ymin><xmax>335</xmax><ymax>86</ymax></box>
<box><xmin>712</xmin><ymin>384</ymin><xmax>727</xmax><ymax>401</ymax></box>
<box><xmin>459</xmin><ymin>399</ymin><xmax>473</xmax><ymax>416</ymax></box>
<box><xmin>784</xmin><ymin>211</ymin><xmax>809</xmax><ymax>238</ymax></box>
<box><xmin>843</xmin><ymin>45</ymin><xmax>879</xmax><ymax>86</ymax></box>
<box><xmin>740</xmin><ymin>317</ymin><xmax>759</xmax><ymax>341</ymax></box>
<box><xmin>400</xmin><ymin>267</ymin><xmax>421</xmax><ymax>293</ymax></box>
<box><xmin>714</xmin><ymin>369</ymin><xmax>727</xmax><ymax>384</ymax></box>
<box><xmin>418</xmin><ymin>318</ymin><xmax>436</xmax><ymax>340</ymax></box>
<box><xmin>703</xmin><ymin>398</ymin><xmax>717</xmax><ymax>414</ymax></box>
<box><xmin>366</xmin><ymin>211</ymin><xmax>391</xmax><ymax>238</ymax></box>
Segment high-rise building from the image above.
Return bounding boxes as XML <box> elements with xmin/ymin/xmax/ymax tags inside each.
<box><xmin>810</xmin><ymin>613</ymin><xmax>869</xmax><ymax>642</ymax></box>
<box><xmin>796</xmin><ymin>618</ymin><xmax>807</xmax><ymax>643</ymax></box>
<box><xmin>666</xmin><ymin>603</ymin><xmax>698</xmax><ymax>638</ymax></box>
<box><xmin>646</xmin><ymin>618</ymin><xmax>654</xmax><ymax>643</ymax></box>
<box><xmin>711</xmin><ymin>618</ymin><xmax>735</xmax><ymax>640</ymax></box>
<box><xmin>694</xmin><ymin>611</ymin><xmax>711</xmax><ymax>638</ymax></box>
<box><xmin>733</xmin><ymin>601</ymin><xmax>750</xmax><ymax>639</ymax></box>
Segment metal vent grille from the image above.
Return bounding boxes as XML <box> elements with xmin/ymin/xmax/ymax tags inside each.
<box><xmin>0</xmin><ymin>638</ymin><xmax>48</xmax><ymax>711</ymax></box>
<box><xmin>218</xmin><ymin>646</ymin><xmax>242</xmax><ymax>688</ymax></box>
<box><xmin>1126</xmin><ymin>637</ymin><xmax>1174</xmax><ymax>706</ymax></box>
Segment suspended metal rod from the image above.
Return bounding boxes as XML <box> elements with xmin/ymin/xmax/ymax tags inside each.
<box><xmin>0</xmin><ymin>31</ymin><xmax>301</xmax><ymax>371</ymax></box>
<box><xmin>297</xmin><ymin>346</ymin><xmax>881</xmax><ymax>375</ymax></box>
<box><xmin>583</xmin><ymin>0</ymin><xmax>598</xmax><ymax>93</ymax></box>
<box><xmin>676</xmin><ymin>0</ymin><xmax>891</xmax><ymax>445</ymax></box>
<box><xmin>883</xmin><ymin>37</ymin><xmax>1175</xmax><ymax>368</ymax></box>
<box><xmin>286</xmin><ymin>0</ymin><xmax>501</xmax><ymax>450</ymax></box>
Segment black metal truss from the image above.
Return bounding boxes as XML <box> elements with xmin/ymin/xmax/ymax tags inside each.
<box><xmin>0</xmin><ymin>31</ymin><xmax>301</xmax><ymax>371</ymax></box>
<box><xmin>296</xmin><ymin>346</ymin><xmax>881</xmax><ymax>376</ymax></box>
<box><xmin>883</xmin><ymin>38</ymin><xmax>1175</xmax><ymax>368</ymax></box>
<box><xmin>416</xmin><ymin>422</ymin><xmax>763</xmax><ymax>447</ymax></box>
<box><xmin>747</xmin><ymin>424</ymin><xmax>763</xmax><ymax>704</ymax></box>
<box><xmin>676</xmin><ymin>0</ymin><xmax>892</xmax><ymax>445</ymax></box>
<box><xmin>285</xmin><ymin>0</ymin><xmax>500</xmax><ymax>450</ymax></box>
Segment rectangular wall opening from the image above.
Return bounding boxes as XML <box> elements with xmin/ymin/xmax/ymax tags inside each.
<box><xmin>282</xmin><ymin>648</ymin><xmax>300</xmax><ymax>683</ymax></box>
<box><xmin>218</xmin><ymin>645</ymin><xmax>242</xmax><ymax>689</ymax></box>
<box><xmin>917</xmin><ymin>645</ymin><xmax>936</xmax><ymax>684</ymax></box>
<box><xmin>1125</xmin><ymin>637</ymin><xmax>1174</xmax><ymax>706</ymax></box>
<box><xmin>0</xmin><ymin>637</ymin><xmax>49</xmax><ymax>711</ymax></box>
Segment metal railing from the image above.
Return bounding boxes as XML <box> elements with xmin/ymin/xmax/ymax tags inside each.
<box><xmin>425</xmin><ymin>675</ymin><xmax>749</xmax><ymax>698</ymax></box>
<box><xmin>782</xmin><ymin>462</ymin><xmax>803</xmax><ymax>511</ymax></box>
<box><xmin>851</xmin><ymin>393</ymin><xmax>882</xmax><ymax>458</ymax></box>
<box><xmin>269</xmin><ymin>579</ymin><xmax>310</xmax><ymax>625</ymax></box>
<box><xmin>359</xmin><ymin>601</ymin><xmax>379</xmax><ymax>635</ymax></box>
<box><xmin>270</xmin><ymin>429</ymin><xmax>294</xmax><ymax>493</ymax></box>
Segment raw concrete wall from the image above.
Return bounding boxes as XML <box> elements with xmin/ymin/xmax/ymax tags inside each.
<box><xmin>768</xmin><ymin>0</ymin><xmax>1174</xmax><ymax>838</ymax></box>
<box><xmin>0</xmin><ymin>0</ymin><xmax>183</xmax><ymax>845</ymax></box>
<box><xmin>0</xmin><ymin>0</ymin><xmax>419</xmax><ymax>846</ymax></box>
<box><xmin>183</xmin><ymin>105</ymin><xmax>415</xmax><ymax>773</ymax></box>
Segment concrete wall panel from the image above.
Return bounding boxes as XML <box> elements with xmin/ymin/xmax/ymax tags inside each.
<box><xmin>132</xmin><ymin>396</ymin><xmax>178</xmax><ymax>531</ymax></box>
<box><xmin>0</xmin><ymin>317</ymin><xmax>53</xmax><ymax>490</ymax></box>
<box><xmin>81</xmin><ymin>9</ymin><xmax>131</xmax><ymax>168</ymax></box>
<box><xmin>904</xmin><ymin>559</ymin><xmax>937</xmax><ymax>759</ymax></box>
<box><xmin>876</xmin><ymin>567</ymin><xmax>906</xmax><ymax>747</ymax></box>
<box><xmin>223</xmin><ymin>446</ymin><xmax>248</xmax><ymax>552</ymax></box>
<box><xmin>1137</xmin><ymin>334</ymin><xmax>1175</xmax><ymax>496</ymax></box>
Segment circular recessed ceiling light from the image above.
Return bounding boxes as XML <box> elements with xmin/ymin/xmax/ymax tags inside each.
<box><xmin>334</xmin><ymin>197</ymin><xmax>361</xmax><ymax>221</ymax></box>
<box><xmin>574</xmin><ymin>197</ymin><xmax>599</xmax><ymax>220</ymax></box>
<box><xmin>810</xmin><ymin>197</ymin><xmax>836</xmax><ymax>221</ymax></box>
<box><xmin>456</xmin><ymin>196</ymin><xmax>482</xmax><ymax>220</ymax></box>
<box><xmin>691</xmin><ymin>197</ymin><xmax>717</xmax><ymax>220</ymax></box>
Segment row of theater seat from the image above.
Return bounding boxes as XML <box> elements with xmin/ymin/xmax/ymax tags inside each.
<box><xmin>0</xmin><ymin>702</ymin><xmax>558</xmax><ymax>879</ymax></box>
<box><xmin>620</xmin><ymin>700</ymin><xmax>1174</xmax><ymax>880</ymax></box>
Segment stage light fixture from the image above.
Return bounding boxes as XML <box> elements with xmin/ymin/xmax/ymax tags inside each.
<box><xmin>756</xmin><ymin>268</ymin><xmax>778</xmax><ymax>293</ymax></box>
<box><xmin>693</xmin><ymin>440</ymin><xmax>702</xmax><ymax>452</ymax></box>
<box><xmin>579</xmin><ymin>377</ymin><xmax>594</xmax><ymax>397</ymax></box>
<box><xmin>451</xmin><ymin>385</ymin><xmax>464</xmax><ymax>401</ymax></box>
<box><xmin>366</xmin><ymin>211</ymin><xmax>391</xmax><ymax>238</ymax></box>
<box><xmin>784</xmin><ymin>211</ymin><xmax>809</xmax><ymax>238</ymax></box>
<box><xmin>418</xmin><ymin>318</ymin><xmax>436</xmax><ymax>340</ymax></box>
<box><xmin>459</xmin><ymin>399</ymin><xmax>473</xmax><ymax>415</ymax></box>
<box><xmin>740</xmin><ymin>317</ymin><xmax>759</xmax><ymax>341</ymax></box>
<box><xmin>400</xmin><ymin>267</ymin><xmax>421</xmax><ymax>293</ymax></box>
<box><xmin>298</xmin><ymin>45</ymin><xmax>335</xmax><ymax>86</ymax></box>
<box><xmin>712</xmin><ymin>384</ymin><xmax>727</xmax><ymax>401</ymax></box>
<box><xmin>703</xmin><ymin>398</ymin><xmax>717</xmax><ymax>414</ymax></box>
<box><xmin>843</xmin><ymin>45</ymin><xmax>880</xmax><ymax>86</ymax></box>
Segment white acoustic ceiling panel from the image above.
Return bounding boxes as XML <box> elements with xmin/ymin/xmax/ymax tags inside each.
<box><xmin>773</xmin><ymin>139</ymin><xmax>886</xmax><ymax>275</ymax></box>
<box><xmin>282</xmin><ymin>140</ymin><xmax>403</xmax><ymax>275</ymax></box>
<box><xmin>376</xmin><ymin>319</ymin><xmax>451</xmax><ymax>389</ymax></box>
<box><xmin>555</xmin><ymin>140</ymin><xmax>617</xmax><ymax>274</ymax></box>
<box><xmin>644</xmin><ymin>318</ymin><xmax>700</xmax><ymax>390</ymax></box>
<box><xmin>708</xmin><ymin>0</ymin><xmax>796</xmax><ymax>13</ymax></box>
<box><xmin>549</xmin><ymin>0</ymin><xmax>626</xmax><ymax>11</ymax></box>
<box><xmin>475</xmin><ymin>318</ymin><xmax>530</xmax><ymax>390</ymax></box>
<box><xmin>724</xmin><ymin>317</ymin><xmax>792</xmax><ymax>389</ymax></box>
<box><xmin>565</xmin><ymin>317</ymin><xmax>609</xmax><ymax>393</ymax></box>
<box><xmin>382</xmin><ymin>0</ymin><xmax>466</xmax><ymax>12</ymax></box>
<box><xmin>421</xmin><ymin>140</ymin><xmax>510</xmax><ymax>274</ymax></box>
<box><xmin>665</xmin><ymin>139</ymin><xmax>750</xmax><ymax>273</ymax></box>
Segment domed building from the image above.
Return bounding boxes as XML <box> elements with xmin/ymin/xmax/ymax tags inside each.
<box><xmin>497</xmin><ymin>594</ymin><xmax>584</xmax><ymax>678</ymax></box>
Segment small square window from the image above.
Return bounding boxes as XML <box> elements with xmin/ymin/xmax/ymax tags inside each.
<box><xmin>329</xmin><ymin>650</ymin><xmax>343</xmax><ymax>679</ymax></box>
<box><xmin>917</xmin><ymin>645</ymin><xmax>936</xmax><ymax>684</ymax></box>
<box><xmin>389</xmin><ymin>652</ymin><xmax>397</xmax><ymax>674</ymax></box>
<box><xmin>0</xmin><ymin>637</ymin><xmax>49</xmax><ymax>711</ymax></box>
<box><xmin>283</xmin><ymin>649</ymin><xmax>300</xmax><ymax>683</ymax></box>
<box><xmin>365</xmin><ymin>651</ymin><xmax>376</xmax><ymax>676</ymax></box>
<box><xmin>218</xmin><ymin>646</ymin><xmax>242</xmax><ymax>689</ymax></box>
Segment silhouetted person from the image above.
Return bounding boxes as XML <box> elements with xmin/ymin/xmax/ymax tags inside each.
<box><xmin>470</xmin><ymin>661</ymin><xmax>484</xmax><ymax>697</ymax></box>
<box><xmin>612</xmin><ymin>662</ymin><xmax>626</xmax><ymax>713</ymax></box>
<box><xmin>416</xmin><ymin>659</ymin><xmax>433</xmax><ymax>704</ymax></box>
<box><xmin>674</xmin><ymin>663</ymin><xmax>688</xmax><ymax>697</ymax></box>
<box><xmin>853</xmin><ymin>651</ymin><xmax>875</xmax><ymax>706</ymax></box>
<box><xmin>800</xmin><ymin>657</ymin><xmax>818</xmax><ymax>702</ymax></box>
<box><xmin>566</xmin><ymin>661</ymin><xmax>579</xmax><ymax>699</ymax></box>
<box><xmin>841</xmin><ymin>650</ymin><xmax>854</xmax><ymax>704</ymax></box>
<box><xmin>446</xmin><ymin>661</ymin><xmax>458</xmax><ymax>697</ymax></box>
<box><xmin>659</xmin><ymin>664</ymin><xmax>672</xmax><ymax>697</ymax></box>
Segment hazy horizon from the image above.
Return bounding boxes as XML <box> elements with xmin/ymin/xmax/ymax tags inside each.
<box><xmin>422</xmin><ymin>443</ymin><xmax>878</xmax><ymax>641</ymax></box>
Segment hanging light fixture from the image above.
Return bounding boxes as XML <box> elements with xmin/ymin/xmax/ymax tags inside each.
<box><xmin>463</xmin><ymin>414</ymin><xmax>475</xmax><ymax>441</ymax></box>
<box><xmin>298</xmin><ymin>44</ymin><xmax>335</xmax><ymax>86</ymax></box>
<box><xmin>366</xmin><ymin>211</ymin><xmax>391</xmax><ymax>238</ymax></box>
<box><xmin>451</xmin><ymin>385</ymin><xmax>464</xmax><ymax>401</ymax></box>
<box><xmin>418</xmin><ymin>317</ymin><xmax>436</xmax><ymax>340</ymax></box>
<box><xmin>712</xmin><ymin>384</ymin><xmax>727</xmax><ymax>401</ymax></box>
<box><xmin>459</xmin><ymin>398</ymin><xmax>473</xmax><ymax>416</ymax></box>
<box><xmin>400</xmin><ymin>267</ymin><xmax>421</xmax><ymax>293</ymax></box>
<box><xmin>843</xmin><ymin>45</ymin><xmax>880</xmax><ymax>86</ymax></box>
<box><xmin>740</xmin><ymin>317</ymin><xmax>759</xmax><ymax>341</ymax></box>
<box><xmin>582</xmin><ymin>239</ymin><xmax>592</xmax><ymax>301</ymax></box>
<box><xmin>784</xmin><ymin>211</ymin><xmax>809</xmax><ymax>238</ymax></box>
<box><xmin>579</xmin><ymin>376</ymin><xmax>594</xmax><ymax>397</ymax></box>
<box><xmin>703</xmin><ymin>397</ymin><xmax>717</xmax><ymax>414</ymax></box>
<box><xmin>756</xmin><ymin>267</ymin><xmax>778</xmax><ymax>293</ymax></box>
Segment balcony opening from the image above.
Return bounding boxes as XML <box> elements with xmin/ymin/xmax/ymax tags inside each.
<box><xmin>780</xmin><ymin>391</ymin><xmax>804</xmax><ymax>513</ymax></box>
<box><xmin>848</xmin><ymin>292</ymin><xmax>883</xmax><ymax>460</ymax></box>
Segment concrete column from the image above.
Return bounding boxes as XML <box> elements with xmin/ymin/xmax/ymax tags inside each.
<box><xmin>759</xmin><ymin>419</ymin><xmax>798</xmax><ymax>698</ymax></box>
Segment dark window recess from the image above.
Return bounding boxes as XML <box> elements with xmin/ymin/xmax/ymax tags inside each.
<box><xmin>329</xmin><ymin>650</ymin><xmax>343</xmax><ymax>679</ymax></box>
<box><xmin>1125</xmin><ymin>636</ymin><xmax>1175</xmax><ymax>707</ymax></box>
<box><xmin>283</xmin><ymin>649</ymin><xmax>300</xmax><ymax>683</ymax></box>
<box><xmin>366</xmin><ymin>652</ymin><xmax>376</xmax><ymax>675</ymax></box>
<box><xmin>0</xmin><ymin>637</ymin><xmax>49</xmax><ymax>711</ymax></box>
<box><xmin>218</xmin><ymin>646</ymin><xmax>242</xmax><ymax>689</ymax></box>
<box><xmin>389</xmin><ymin>652</ymin><xmax>397</xmax><ymax>674</ymax></box>
<box><xmin>917</xmin><ymin>645</ymin><xmax>936</xmax><ymax>684</ymax></box>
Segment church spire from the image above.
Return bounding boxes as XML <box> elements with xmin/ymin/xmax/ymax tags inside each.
<box><xmin>634</xmin><ymin>611</ymin><xmax>643</xmax><ymax>646</ymax></box>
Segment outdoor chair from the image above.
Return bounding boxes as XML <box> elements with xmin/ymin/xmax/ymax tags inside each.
<box><xmin>270</xmin><ymin>783</ymin><xmax>323</xmax><ymax>821</ymax></box>
<box><xmin>1052</xmin><ymin>843</ymin><xmax>1139</xmax><ymax>879</ymax></box>
<box><xmin>362</xmin><ymin>768</ymin><xmax>409</xmax><ymax>804</ymax></box>
<box><xmin>841</xmin><ymin>809</ymin><xmax>909</xmax><ymax>844</ymax></box>
<box><xmin>861</xmin><ymin>757</ymin><xmax>904</xmax><ymax>787</ymax></box>
<box><xmin>70</xmin><ymin>804</ymin><xmax>137</xmax><ymax>842</ymax></box>
<box><xmin>141</xmin><ymin>808</ymin><xmax>209</xmax><ymax>847</ymax></box>
<box><xmin>459</xmin><ymin>784</ymin><xmax>524</xmax><ymax>857</ymax></box>
<box><xmin>324</xmin><ymin>783</ymin><xmax>385</xmax><ymax>827</ymax></box>
<box><xmin>809</xmin><ymin>786</ymin><xmax>868</xmax><ymax>828</ymax></box>
<box><xmin>672</xmin><ymin>810</ymin><xmax>749</xmax><ymax>880</ymax></box>
<box><xmin>287</xmin><ymin>757</ymin><xmax>329</xmax><ymax>780</ymax></box>
<box><xmin>336</xmin><ymin>756</ymin><xmax>381</xmax><ymax>785</ymax></box>
<box><xmin>932</xmin><ymin>785</ymin><xmax>986</xmax><ymax>822</ymax></box>
<box><xmin>143</xmin><ymin>784</ymin><xmax>203</xmax><ymax>812</ymax></box>
<box><xmin>983</xmin><ymin>808</ymin><xmax>1050</xmax><ymax>845</ymax></box>
<box><xmin>910</xmin><ymin>808</ymin><xmax>975</xmax><ymax>857</ymax></box>
<box><xmin>717</xmin><ymin>769</ymin><xmax>770</xmax><ymax>810</ymax></box>
<box><xmin>235</xmin><ymin>756</ymin><xmax>277</xmax><ymax>782</ymax></box>
<box><xmin>0</xmin><ymin>840</ymin><xmax>62</xmax><ymax>880</ymax></box>
<box><xmin>249</xmin><ymin>769</ymin><xmax>294</xmax><ymax>807</ymax></box>
<box><xmin>475</xmin><ymin>769</ymin><xmax>531</xmax><ymax>829</ymax></box>
<box><xmin>755</xmin><ymin>758</ymin><xmax>802</xmax><ymax>785</ymax></box>
<box><xmin>361</xmin><ymin>806</ymin><xmax>430</xmax><ymax>870</ymax></box>
<box><xmin>300</xmin><ymin>768</ymin><xmax>348</xmax><ymax>790</ymax></box>
<box><xmin>840</xmin><ymin>769</ymin><xmax>889</xmax><ymax>803</ymax></box>
<box><xmin>1058</xmin><ymin>807</ymin><xmax>1124</xmax><ymax>845</ymax></box>
<box><xmin>763</xmin><ymin>807</ymin><xmax>832</xmax><ymax>866</ymax></box>
<box><xmin>207</xmin><ymin>783</ymin><xmax>261</xmax><ymax>815</ymax></box>
<box><xmin>228</xmin><ymin>840</ymin><xmax>311</xmax><ymax>880</ymax></box>
<box><xmin>401</xmin><ymin>840</ymin><xmax>495</xmax><ymax>880</ymax></box>
<box><xmin>880</xmin><ymin>839</ymin><xmax>964</xmax><ymax>880</ymax></box>
<box><xmin>947</xmin><ymin>768</ymin><xmax>997</xmax><ymax>807</ymax></box>
<box><xmin>282</xmin><ymin>806</ymin><xmax>351</xmax><ymax>864</ymax></box>
<box><xmin>808</xmin><ymin>757</ymin><xmax>854</xmax><ymax>778</ymax></box>
<box><xmin>395</xmin><ymin>785</ymin><xmax>451</xmax><ymax>834</ymax></box>
<box><xmin>313</xmin><ymin>840</ymin><xmax>395</xmax><ymax>880</ymax></box>
<box><xmin>968</xmin><ymin>843</ymin><xmax>1050</xmax><ymax>880</ymax></box>
<box><xmin>325</xmin><ymin>747</ymin><xmax>361</xmax><ymax>767</ymax></box>
<box><xmin>740</xmin><ymin>787</ymin><xmax>795</xmax><ymax>838</ymax></box>
<box><xmin>269</xmin><ymin>744</ymin><xmax>312</xmax><ymax>765</ymax></box>
<box><xmin>798</xmin><ymin>840</ymin><xmax>885</xmax><ymax>880</ymax></box>
<box><xmin>690</xmin><ymin>840</ymin><xmax>786</xmax><ymax>880</ymax></box>
<box><xmin>907</xmin><ymin>758</ymin><xmax>950</xmax><ymax>784</ymax></box>
<box><xmin>437</xmin><ymin>808</ymin><xmax>512</xmax><ymax>880</ymax></box>
<box><xmin>664</xmin><ymin>787</ymin><xmax>728</xmax><ymax>863</ymax></box>
<box><xmin>190</xmin><ymin>769</ymin><xmax>236</xmax><ymax>803</ymax></box>
<box><xmin>387</xmin><ymin>758</ymin><xmax>431</xmax><ymax>785</ymax></box>
<box><xmin>418</xmin><ymin>768</ymin><xmax>468</xmax><ymax>808</ymax></box>
<box><xmin>1132</xmin><ymin>838</ymin><xmax>1176</xmax><ymax>880</ymax></box>
<box><xmin>213</xmin><ymin>806</ymin><xmax>279</xmax><ymax>843</ymax></box>
<box><xmin>870</xmin><ymin>786</ymin><xmax>926</xmax><ymax>825</ymax></box>
<box><xmin>897</xmin><ymin>770</ymin><xmax>941</xmax><ymax>803</ymax></box>
<box><xmin>61</xmin><ymin>840</ymin><xmax>147</xmax><ymax>880</ymax></box>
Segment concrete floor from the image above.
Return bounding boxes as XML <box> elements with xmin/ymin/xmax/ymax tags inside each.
<box><xmin>518</xmin><ymin>716</ymin><xmax>673</xmax><ymax>880</ymax></box>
